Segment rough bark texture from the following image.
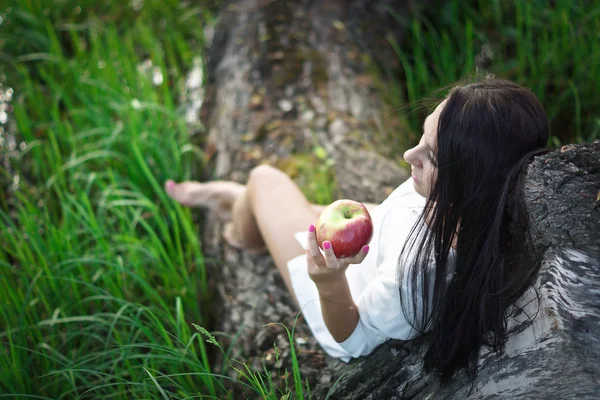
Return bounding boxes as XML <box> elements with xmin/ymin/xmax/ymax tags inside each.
<box><xmin>187</xmin><ymin>0</ymin><xmax>600</xmax><ymax>398</ymax></box>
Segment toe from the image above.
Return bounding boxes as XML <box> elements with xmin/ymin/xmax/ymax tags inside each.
<box><xmin>165</xmin><ymin>179</ymin><xmax>176</xmax><ymax>194</ymax></box>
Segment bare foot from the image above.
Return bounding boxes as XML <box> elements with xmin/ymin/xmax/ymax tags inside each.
<box><xmin>165</xmin><ymin>179</ymin><xmax>266</xmax><ymax>252</ymax></box>
<box><xmin>164</xmin><ymin>179</ymin><xmax>245</xmax><ymax>221</ymax></box>
<box><xmin>223</xmin><ymin>222</ymin><xmax>267</xmax><ymax>254</ymax></box>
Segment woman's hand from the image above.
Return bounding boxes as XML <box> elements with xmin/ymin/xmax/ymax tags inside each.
<box><xmin>306</xmin><ymin>224</ymin><xmax>369</xmax><ymax>286</ymax></box>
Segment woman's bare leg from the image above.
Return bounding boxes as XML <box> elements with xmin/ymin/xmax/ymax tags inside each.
<box><xmin>164</xmin><ymin>178</ymin><xmax>320</xmax><ymax>252</ymax></box>
<box><xmin>165</xmin><ymin>166</ymin><xmax>318</xmax><ymax>306</ymax></box>
<box><xmin>233</xmin><ymin>165</ymin><xmax>320</xmax><ymax>305</ymax></box>
<box><xmin>164</xmin><ymin>179</ymin><xmax>245</xmax><ymax>221</ymax></box>
<box><xmin>226</xmin><ymin>187</ymin><xmax>378</xmax><ymax>254</ymax></box>
<box><xmin>165</xmin><ymin>167</ymin><xmax>380</xmax><ymax>307</ymax></box>
<box><xmin>164</xmin><ymin>179</ymin><xmax>377</xmax><ymax>222</ymax></box>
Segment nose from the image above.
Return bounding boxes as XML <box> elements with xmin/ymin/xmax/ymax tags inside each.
<box><xmin>403</xmin><ymin>146</ymin><xmax>422</xmax><ymax>168</ymax></box>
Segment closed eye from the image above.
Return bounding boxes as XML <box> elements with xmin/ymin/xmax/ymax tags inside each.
<box><xmin>428</xmin><ymin>151</ymin><xmax>437</xmax><ymax>166</ymax></box>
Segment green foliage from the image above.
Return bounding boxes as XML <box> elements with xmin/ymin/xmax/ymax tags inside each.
<box><xmin>193</xmin><ymin>319</ymin><xmax>309</xmax><ymax>400</ymax></box>
<box><xmin>0</xmin><ymin>1</ymin><xmax>219</xmax><ymax>398</ymax></box>
<box><xmin>275</xmin><ymin>147</ymin><xmax>337</xmax><ymax>206</ymax></box>
<box><xmin>385</xmin><ymin>0</ymin><xmax>600</xmax><ymax>148</ymax></box>
<box><xmin>0</xmin><ymin>1</ymin><xmax>311</xmax><ymax>398</ymax></box>
<box><xmin>302</xmin><ymin>146</ymin><xmax>337</xmax><ymax>206</ymax></box>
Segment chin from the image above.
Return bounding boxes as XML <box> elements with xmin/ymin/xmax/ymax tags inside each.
<box><xmin>415</xmin><ymin>184</ymin><xmax>429</xmax><ymax>199</ymax></box>
<box><xmin>412</xmin><ymin>181</ymin><xmax>424</xmax><ymax>197</ymax></box>
<box><xmin>412</xmin><ymin>176</ymin><xmax>431</xmax><ymax>198</ymax></box>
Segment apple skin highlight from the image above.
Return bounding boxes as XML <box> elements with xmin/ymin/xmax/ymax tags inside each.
<box><xmin>315</xmin><ymin>199</ymin><xmax>374</xmax><ymax>258</ymax></box>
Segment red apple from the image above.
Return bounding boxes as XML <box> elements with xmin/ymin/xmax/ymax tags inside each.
<box><xmin>315</xmin><ymin>199</ymin><xmax>374</xmax><ymax>258</ymax></box>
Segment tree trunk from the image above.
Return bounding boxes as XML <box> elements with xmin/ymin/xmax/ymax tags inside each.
<box><xmin>186</xmin><ymin>0</ymin><xmax>600</xmax><ymax>398</ymax></box>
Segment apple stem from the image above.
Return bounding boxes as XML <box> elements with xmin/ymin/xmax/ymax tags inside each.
<box><xmin>344</xmin><ymin>211</ymin><xmax>350</xmax><ymax>219</ymax></box>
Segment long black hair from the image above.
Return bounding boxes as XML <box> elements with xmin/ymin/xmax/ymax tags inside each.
<box><xmin>398</xmin><ymin>75</ymin><xmax>551</xmax><ymax>380</ymax></box>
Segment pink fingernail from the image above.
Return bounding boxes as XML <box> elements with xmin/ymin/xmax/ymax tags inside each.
<box><xmin>323</xmin><ymin>241</ymin><xmax>331</xmax><ymax>250</ymax></box>
<box><xmin>308</xmin><ymin>224</ymin><xmax>315</xmax><ymax>232</ymax></box>
<box><xmin>363</xmin><ymin>246</ymin><xmax>369</xmax><ymax>253</ymax></box>
<box><xmin>166</xmin><ymin>180</ymin><xmax>175</xmax><ymax>190</ymax></box>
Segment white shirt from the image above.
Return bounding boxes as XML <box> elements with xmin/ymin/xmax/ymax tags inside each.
<box><xmin>287</xmin><ymin>178</ymin><xmax>455</xmax><ymax>361</ymax></box>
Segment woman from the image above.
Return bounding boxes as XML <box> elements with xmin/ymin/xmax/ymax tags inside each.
<box><xmin>165</xmin><ymin>75</ymin><xmax>550</xmax><ymax>380</ymax></box>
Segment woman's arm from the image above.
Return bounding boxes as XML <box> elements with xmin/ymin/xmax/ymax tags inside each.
<box><xmin>306</xmin><ymin>225</ymin><xmax>369</xmax><ymax>342</ymax></box>
<box><xmin>316</xmin><ymin>275</ymin><xmax>359</xmax><ymax>342</ymax></box>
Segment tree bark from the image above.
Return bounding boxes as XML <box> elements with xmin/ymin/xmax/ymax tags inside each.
<box><xmin>186</xmin><ymin>0</ymin><xmax>600</xmax><ymax>398</ymax></box>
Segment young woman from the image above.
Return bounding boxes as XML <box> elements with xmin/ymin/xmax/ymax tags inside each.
<box><xmin>165</xmin><ymin>75</ymin><xmax>550</xmax><ymax>379</ymax></box>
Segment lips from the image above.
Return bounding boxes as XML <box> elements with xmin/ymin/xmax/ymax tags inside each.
<box><xmin>412</xmin><ymin>171</ymin><xmax>419</xmax><ymax>184</ymax></box>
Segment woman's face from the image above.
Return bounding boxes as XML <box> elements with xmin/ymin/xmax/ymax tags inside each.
<box><xmin>403</xmin><ymin>100</ymin><xmax>446</xmax><ymax>198</ymax></box>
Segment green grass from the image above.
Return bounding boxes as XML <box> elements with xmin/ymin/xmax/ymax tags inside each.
<box><xmin>383</xmin><ymin>0</ymin><xmax>600</xmax><ymax>150</ymax></box>
<box><xmin>0</xmin><ymin>1</ymin><xmax>227</xmax><ymax>398</ymax></box>
<box><xmin>193</xmin><ymin>317</ymin><xmax>311</xmax><ymax>400</ymax></box>
<box><xmin>0</xmin><ymin>1</ymin><xmax>310</xmax><ymax>398</ymax></box>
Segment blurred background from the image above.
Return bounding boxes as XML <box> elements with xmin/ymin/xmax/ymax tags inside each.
<box><xmin>0</xmin><ymin>0</ymin><xmax>598</xmax><ymax>398</ymax></box>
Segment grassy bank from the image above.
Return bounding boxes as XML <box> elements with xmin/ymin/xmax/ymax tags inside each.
<box><xmin>0</xmin><ymin>1</ymin><xmax>226</xmax><ymax>398</ymax></box>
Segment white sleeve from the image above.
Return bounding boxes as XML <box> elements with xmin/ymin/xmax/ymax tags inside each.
<box><xmin>337</xmin><ymin>260</ymin><xmax>425</xmax><ymax>358</ymax></box>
